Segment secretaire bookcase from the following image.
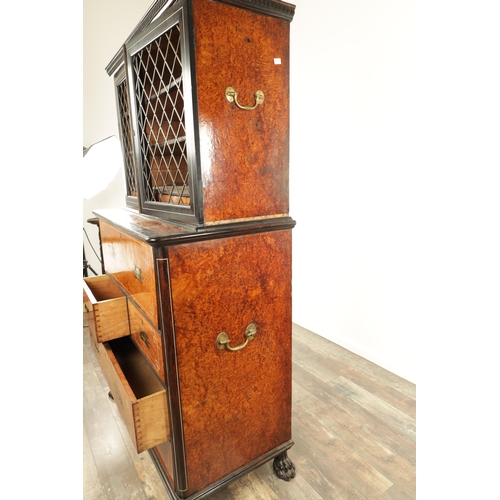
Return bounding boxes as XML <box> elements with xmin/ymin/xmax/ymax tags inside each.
<box><xmin>83</xmin><ymin>1</ymin><xmax>297</xmax><ymax>498</ymax></box>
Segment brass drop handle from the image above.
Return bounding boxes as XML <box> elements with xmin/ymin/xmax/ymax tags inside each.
<box><xmin>225</xmin><ymin>87</ymin><xmax>264</xmax><ymax>110</ymax></box>
<box><xmin>216</xmin><ymin>323</ymin><xmax>257</xmax><ymax>352</ymax></box>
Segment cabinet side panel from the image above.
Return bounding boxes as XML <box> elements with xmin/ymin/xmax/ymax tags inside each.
<box><xmin>168</xmin><ymin>231</ymin><xmax>292</xmax><ymax>495</ymax></box>
<box><xmin>192</xmin><ymin>0</ymin><xmax>291</xmax><ymax>223</ymax></box>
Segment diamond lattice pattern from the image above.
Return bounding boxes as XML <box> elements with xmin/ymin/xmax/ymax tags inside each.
<box><xmin>117</xmin><ymin>79</ymin><xmax>137</xmax><ymax>197</ymax></box>
<box><xmin>133</xmin><ymin>23</ymin><xmax>190</xmax><ymax>206</ymax></box>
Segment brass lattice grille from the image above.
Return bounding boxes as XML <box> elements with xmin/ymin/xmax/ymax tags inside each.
<box><xmin>132</xmin><ymin>23</ymin><xmax>190</xmax><ymax>206</ymax></box>
<box><xmin>117</xmin><ymin>79</ymin><xmax>137</xmax><ymax>197</ymax></box>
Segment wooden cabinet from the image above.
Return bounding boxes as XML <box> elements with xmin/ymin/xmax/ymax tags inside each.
<box><xmin>86</xmin><ymin>0</ymin><xmax>297</xmax><ymax>498</ymax></box>
<box><xmin>108</xmin><ymin>0</ymin><xmax>295</xmax><ymax>226</ymax></box>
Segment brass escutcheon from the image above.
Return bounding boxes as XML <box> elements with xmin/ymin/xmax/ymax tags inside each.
<box><xmin>216</xmin><ymin>323</ymin><xmax>257</xmax><ymax>352</ymax></box>
<box><xmin>140</xmin><ymin>330</ymin><xmax>150</xmax><ymax>348</ymax></box>
<box><xmin>133</xmin><ymin>264</ymin><xmax>142</xmax><ymax>283</ymax></box>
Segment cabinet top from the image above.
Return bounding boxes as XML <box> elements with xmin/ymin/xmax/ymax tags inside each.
<box><xmin>106</xmin><ymin>0</ymin><xmax>296</xmax><ymax>76</ymax></box>
<box><xmin>94</xmin><ymin>208</ymin><xmax>295</xmax><ymax>246</ymax></box>
<box><xmin>212</xmin><ymin>0</ymin><xmax>296</xmax><ymax>21</ymax></box>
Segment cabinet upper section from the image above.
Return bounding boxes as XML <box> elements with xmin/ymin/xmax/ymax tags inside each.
<box><xmin>107</xmin><ymin>0</ymin><xmax>295</xmax><ymax>228</ymax></box>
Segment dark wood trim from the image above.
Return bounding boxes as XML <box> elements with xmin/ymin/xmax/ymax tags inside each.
<box><xmin>113</xmin><ymin>60</ymin><xmax>140</xmax><ymax>212</ymax></box>
<box><xmin>184</xmin><ymin>0</ymin><xmax>205</xmax><ymax>225</ymax></box>
<box><xmin>148</xmin><ymin>451</ymin><xmax>180</xmax><ymax>500</ymax></box>
<box><xmin>150</xmin><ymin>440</ymin><xmax>294</xmax><ymax>500</ymax></box>
<box><xmin>105</xmin><ymin>0</ymin><xmax>295</xmax><ymax>76</ymax></box>
<box><xmin>272</xmin><ymin>450</ymin><xmax>296</xmax><ymax>481</ymax></box>
<box><xmin>106</xmin><ymin>0</ymin><xmax>180</xmax><ymax>76</ymax></box>
<box><xmin>215</xmin><ymin>0</ymin><xmax>295</xmax><ymax>22</ymax></box>
<box><xmin>93</xmin><ymin>208</ymin><xmax>296</xmax><ymax>247</ymax></box>
<box><xmin>156</xmin><ymin>248</ymin><xmax>189</xmax><ymax>495</ymax></box>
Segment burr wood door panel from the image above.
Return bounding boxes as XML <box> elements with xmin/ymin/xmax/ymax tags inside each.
<box><xmin>166</xmin><ymin>230</ymin><xmax>292</xmax><ymax>495</ymax></box>
<box><xmin>192</xmin><ymin>0</ymin><xmax>291</xmax><ymax>223</ymax></box>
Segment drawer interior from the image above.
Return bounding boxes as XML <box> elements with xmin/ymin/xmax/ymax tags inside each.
<box><xmin>110</xmin><ymin>336</ymin><xmax>164</xmax><ymax>398</ymax></box>
<box><xmin>84</xmin><ymin>275</ymin><xmax>124</xmax><ymax>302</ymax></box>
<box><xmin>104</xmin><ymin>336</ymin><xmax>170</xmax><ymax>453</ymax></box>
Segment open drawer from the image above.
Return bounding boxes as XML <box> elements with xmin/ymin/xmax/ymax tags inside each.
<box><xmin>100</xmin><ymin>336</ymin><xmax>170</xmax><ymax>453</ymax></box>
<box><xmin>83</xmin><ymin>275</ymin><xmax>129</xmax><ymax>343</ymax></box>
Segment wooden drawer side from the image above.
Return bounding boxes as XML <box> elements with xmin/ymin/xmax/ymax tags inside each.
<box><xmin>132</xmin><ymin>392</ymin><xmax>170</xmax><ymax>453</ymax></box>
<box><xmin>83</xmin><ymin>275</ymin><xmax>130</xmax><ymax>342</ymax></box>
<box><xmin>100</xmin><ymin>337</ymin><xmax>170</xmax><ymax>454</ymax></box>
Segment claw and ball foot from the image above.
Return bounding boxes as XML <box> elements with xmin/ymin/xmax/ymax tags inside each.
<box><xmin>272</xmin><ymin>451</ymin><xmax>296</xmax><ymax>481</ymax></box>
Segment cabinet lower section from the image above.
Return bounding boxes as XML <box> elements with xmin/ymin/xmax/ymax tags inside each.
<box><xmin>150</xmin><ymin>441</ymin><xmax>295</xmax><ymax>500</ymax></box>
<box><xmin>85</xmin><ymin>210</ymin><xmax>295</xmax><ymax>498</ymax></box>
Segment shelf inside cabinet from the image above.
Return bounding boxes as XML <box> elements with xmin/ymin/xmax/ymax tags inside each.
<box><xmin>150</xmin><ymin>76</ymin><xmax>183</xmax><ymax>100</ymax></box>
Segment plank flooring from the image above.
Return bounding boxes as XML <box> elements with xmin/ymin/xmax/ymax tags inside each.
<box><xmin>83</xmin><ymin>322</ymin><xmax>416</xmax><ymax>499</ymax></box>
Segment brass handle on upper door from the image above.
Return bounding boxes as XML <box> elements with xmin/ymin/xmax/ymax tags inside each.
<box><xmin>216</xmin><ymin>323</ymin><xmax>257</xmax><ymax>352</ymax></box>
<box><xmin>225</xmin><ymin>87</ymin><xmax>264</xmax><ymax>110</ymax></box>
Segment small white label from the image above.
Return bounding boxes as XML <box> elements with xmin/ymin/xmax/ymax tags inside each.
<box><xmin>274</xmin><ymin>58</ymin><xmax>282</xmax><ymax>65</ymax></box>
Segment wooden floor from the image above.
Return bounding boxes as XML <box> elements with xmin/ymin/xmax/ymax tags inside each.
<box><xmin>83</xmin><ymin>322</ymin><xmax>416</xmax><ymax>500</ymax></box>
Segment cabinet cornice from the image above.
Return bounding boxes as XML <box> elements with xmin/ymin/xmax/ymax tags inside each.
<box><xmin>215</xmin><ymin>0</ymin><xmax>296</xmax><ymax>22</ymax></box>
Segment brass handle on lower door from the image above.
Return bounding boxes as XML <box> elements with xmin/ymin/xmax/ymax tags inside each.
<box><xmin>216</xmin><ymin>323</ymin><xmax>257</xmax><ymax>352</ymax></box>
<box><xmin>225</xmin><ymin>87</ymin><xmax>264</xmax><ymax>110</ymax></box>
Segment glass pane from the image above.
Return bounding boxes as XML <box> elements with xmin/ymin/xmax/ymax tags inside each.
<box><xmin>133</xmin><ymin>23</ymin><xmax>190</xmax><ymax>207</ymax></box>
<box><xmin>117</xmin><ymin>79</ymin><xmax>137</xmax><ymax>197</ymax></box>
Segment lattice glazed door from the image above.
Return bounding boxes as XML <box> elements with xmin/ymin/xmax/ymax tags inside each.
<box><xmin>125</xmin><ymin>5</ymin><xmax>201</xmax><ymax>223</ymax></box>
<box><xmin>115</xmin><ymin>66</ymin><xmax>138</xmax><ymax>208</ymax></box>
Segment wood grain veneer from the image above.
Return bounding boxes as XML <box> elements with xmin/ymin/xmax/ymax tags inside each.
<box><xmin>100</xmin><ymin>221</ymin><xmax>159</xmax><ymax>328</ymax></box>
<box><xmin>166</xmin><ymin>230</ymin><xmax>292</xmax><ymax>495</ymax></box>
<box><xmin>129</xmin><ymin>300</ymin><xmax>166</xmax><ymax>384</ymax></box>
<box><xmin>193</xmin><ymin>0</ymin><xmax>291</xmax><ymax>223</ymax></box>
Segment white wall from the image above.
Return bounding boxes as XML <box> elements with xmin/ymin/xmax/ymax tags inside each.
<box><xmin>290</xmin><ymin>0</ymin><xmax>419</xmax><ymax>382</ymax></box>
<box><xmin>83</xmin><ymin>0</ymin><xmax>152</xmax><ymax>275</ymax></box>
<box><xmin>83</xmin><ymin>0</ymin><xmax>153</xmax><ymax>148</ymax></box>
<box><xmin>289</xmin><ymin>0</ymin><xmax>500</xmax><ymax>388</ymax></box>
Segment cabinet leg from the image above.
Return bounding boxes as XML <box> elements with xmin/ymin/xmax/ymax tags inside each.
<box><xmin>272</xmin><ymin>451</ymin><xmax>296</xmax><ymax>481</ymax></box>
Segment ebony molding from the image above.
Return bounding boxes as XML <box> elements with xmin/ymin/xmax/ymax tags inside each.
<box><xmin>106</xmin><ymin>0</ymin><xmax>295</xmax><ymax>76</ymax></box>
<box><xmin>94</xmin><ymin>208</ymin><xmax>296</xmax><ymax>247</ymax></box>
<box><xmin>150</xmin><ymin>439</ymin><xmax>294</xmax><ymax>500</ymax></box>
<box><xmin>215</xmin><ymin>0</ymin><xmax>295</xmax><ymax>22</ymax></box>
<box><xmin>106</xmin><ymin>0</ymin><xmax>180</xmax><ymax>76</ymax></box>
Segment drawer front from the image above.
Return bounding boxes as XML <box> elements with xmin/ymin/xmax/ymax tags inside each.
<box><xmin>99</xmin><ymin>337</ymin><xmax>170</xmax><ymax>454</ymax></box>
<box><xmin>99</xmin><ymin>221</ymin><xmax>159</xmax><ymax>328</ymax></box>
<box><xmin>129</xmin><ymin>300</ymin><xmax>165</xmax><ymax>384</ymax></box>
<box><xmin>83</xmin><ymin>275</ymin><xmax>130</xmax><ymax>342</ymax></box>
